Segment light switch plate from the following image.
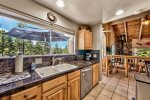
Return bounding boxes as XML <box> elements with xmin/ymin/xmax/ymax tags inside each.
<box><xmin>35</xmin><ymin>58</ymin><xmax>42</xmax><ymax>64</ymax></box>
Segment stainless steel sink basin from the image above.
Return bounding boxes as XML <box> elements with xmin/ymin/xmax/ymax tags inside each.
<box><xmin>54</xmin><ymin>63</ymin><xmax>78</xmax><ymax>72</ymax></box>
<box><xmin>35</xmin><ymin>66</ymin><xmax>60</xmax><ymax>78</ymax></box>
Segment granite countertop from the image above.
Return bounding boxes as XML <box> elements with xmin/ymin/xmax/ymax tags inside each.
<box><xmin>0</xmin><ymin>60</ymin><xmax>99</xmax><ymax>96</ymax></box>
<box><xmin>135</xmin><ymin>73</ymin><xmax>150</xmax><ymax>84</ymax></box>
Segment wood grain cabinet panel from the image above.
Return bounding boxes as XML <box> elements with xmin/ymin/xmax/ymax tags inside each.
<box><xmin>93</xmin><ymin>63</ymin><xmax>100</xmax><ymax>86</ymax></box>
<box><xmin>85</xmin><ymin>31</ymin><xmax>92</xmax><ymax>49</ymax></box>
<box><xmin>78</xmin><ymin>29</ymin><xmax>92</xmax><ymax>50</ymax></box>
<box><xmin>10</xmin><ymin>85</ymin><xmax>41</xmax><ymax>100</ymax></box>
<box><xmin>68</xmin><ymin>70</ymin><xmax>80</xmax><ymax>100</ymax></box>
<box><xmin>42</xmin><ymin>75</ymin><xmax>67</xmax><ymax>100</ymax></box>
<box><xmin>0</xmin><ymin>96</ymin><xmax>9</xmax><ymax>100</ymax></box>
<box><xmin>42</xmin><ymin>84</ymin><xmax>67</xmax><ymax>100</ymax></box>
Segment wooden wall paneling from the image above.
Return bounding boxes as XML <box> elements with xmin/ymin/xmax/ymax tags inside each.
<box><xmin>113</xmin><ymin>23</ymin><xmax>125</xmax><ymax>37</ymax></box>
<box><xmin>126</xmin><ymin>18</ymin><xmax>141</xmax><ymax>39</ymax></box>
<box><xmin>141</xmin><ymin>21</ymin><xmax>150</xmax><ymax>38</ymax></box>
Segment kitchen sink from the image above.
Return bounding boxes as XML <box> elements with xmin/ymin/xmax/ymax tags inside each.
<box><xmin>35</xmin><ymin>66</ymin><xmax>60</xmax><ymax>78</ymax></box>
<box><xmin>35</xmin><ymin>64</ymin><xmax>78</xmax><ymax>78</ymax></box>
<box><xmin>54</xmin><ymin>63</ymin><xmax>78</xmax><ymax>72</ymax></box>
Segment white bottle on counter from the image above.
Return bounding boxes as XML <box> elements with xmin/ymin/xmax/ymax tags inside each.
<box><xmin>15</xmin><ymin>54</ymin><xmax>23</xmax><ymax>73</ymax></box>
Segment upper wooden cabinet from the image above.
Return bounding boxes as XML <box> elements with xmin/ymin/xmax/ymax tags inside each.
<box><xmin>92</xmin><ymin>63</ymin><xmax>100</xmax><ymax>86</ymax></box>
<box><xmin>78</xmin><ymin>29</ymin><xmax>92</xmax><ymax>50</ymax></box>
<box><xmin>10</xmin><ymin>85</ymin><xmax>41</xmax><ymax>100</ymax></box>
<box><xmin>42</xmin><ymin>75</ymin><xmax>67</xmax><ymax>100</ymax></box>
<box><xmin>67</xmin><ymin>70</ymin><xmax>80</xmax><ymax>100</ymax></box>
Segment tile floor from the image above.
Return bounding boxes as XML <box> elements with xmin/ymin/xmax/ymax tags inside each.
<box><xmin>83</xmin><ymin>72</ymin><xmax>136</xmax><ymax>100</ymax></box>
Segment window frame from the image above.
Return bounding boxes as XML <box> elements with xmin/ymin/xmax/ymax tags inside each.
<box><xmin>0</xmin><ymin>9</ymin><xmax>75</xmax><ymax>56</ymax></box>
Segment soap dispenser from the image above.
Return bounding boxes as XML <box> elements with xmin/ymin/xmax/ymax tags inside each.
<box><xmin>30</xmin><ymin>62</ymin><xmax>36</xmax><ymax>71</ymax></box>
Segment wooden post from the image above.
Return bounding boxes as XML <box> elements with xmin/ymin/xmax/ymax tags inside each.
<box><xmin>139</xmin><ymin>18</ymin><xmax>143</xmax><ymax>40</ymax></box>
<box><xmin>124</xmin><ymin>22</ymin><xmax>128</xmax><ymax>42</ymax></box>
<box><xmin>124</xmin><ymin>57</ymin><xmax>128</xmax><ymax>77</ymax></box>
<box><xmin>135</xmin><ymin>58</ymin><xmax>138</xmax><ymax>71</ymax></box>
<box><xmin>106</xmin><ymin>56</ymin><xmax>108</xmax><ymax>76</ymax></box>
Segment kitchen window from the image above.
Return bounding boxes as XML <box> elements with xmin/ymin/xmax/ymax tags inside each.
<box><xmin>0</xmin><ymin>15</ymin><xmax>75</xmax><ymax>56</ymax></box>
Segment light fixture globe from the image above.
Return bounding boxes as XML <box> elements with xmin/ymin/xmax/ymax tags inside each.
<box><xmin>115</xmin><ymin>10</ymin><xmax>124</xmax><ymax>16</ymax></box>
<box><xmin>56</xmin><ymin>0</ymin><xmax>65</xmax><ymax>8</ymax></box>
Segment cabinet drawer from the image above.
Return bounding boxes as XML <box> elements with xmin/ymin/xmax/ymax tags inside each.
<box><xmin>42</xmin><ymin>75</ymin><xmax>67</xmax><ymax>93</ymax></box>
<box><xmin>11</xmin><ymin>85</ymin><xmax>41</xmax><ymax>100</ymax></box>
<box><xmin>68</xmin><ymin>70</ymin><xmax>80</xmax><ymax>81</ymax></box>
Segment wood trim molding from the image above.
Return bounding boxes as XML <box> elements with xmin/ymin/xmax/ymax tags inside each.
<box><xmin>0</xmin><ymin>4</ymin><xmax>75</xmax><ymax>34</ymax></box>
<box><xmin>139</xmin><ymin>18</ymin><xmax>143</xmax><ymax>40</ymax></box>
<box><xmin>124</xmin><ymin>22</ymin><xmax>128</xmax><ymax>42</ymax></box>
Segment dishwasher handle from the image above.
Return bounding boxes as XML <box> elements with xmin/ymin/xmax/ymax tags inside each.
<box><xmin>81</xmin><ymin>67</ymin><xmax>91</xmax><ymax>72</ymax></box>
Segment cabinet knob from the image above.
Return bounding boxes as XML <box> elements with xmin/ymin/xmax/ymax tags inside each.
<box><xmin>24</xmin><ymin>94</ymin><xmax>28</xmax><ymax>98</ymax></box>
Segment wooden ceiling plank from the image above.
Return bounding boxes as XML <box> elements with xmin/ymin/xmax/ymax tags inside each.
<box><xmin>139</xmin><ymin>18</ymin><xmax>143</xmax><ymax>40</ymax></box>
<box><xmin>124</xmin><ymin>22</ymin><xmax>128</xmax><ymax>42</ymax></box>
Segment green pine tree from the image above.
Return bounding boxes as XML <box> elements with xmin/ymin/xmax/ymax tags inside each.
<box><xmin>53</xmin><ymin>43</ymin><xmax>59</xmax><ymax>54</ymax></box>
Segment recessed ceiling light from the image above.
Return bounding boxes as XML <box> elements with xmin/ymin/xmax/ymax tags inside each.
<box><xmin>134</xmin><ymin>11</ymin><xmax>140</xmax><ymax>15</ymax></box>
<box><xmin>56</xmin><ymin>0</ymin><xmax>65</xmax><ymax>8</ymax></box>
<box><xmin>115</xmin><ymin>10</ymin><xmax>124</xmax><ymax>15</ymax></box>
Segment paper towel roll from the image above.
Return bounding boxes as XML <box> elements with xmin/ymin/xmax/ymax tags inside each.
<box><xmin>15</xmin><ymin>54</ymin><xmax>23</xmax><ymax>73</ymax></box>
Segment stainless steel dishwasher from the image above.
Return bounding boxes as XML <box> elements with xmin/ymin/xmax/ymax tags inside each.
<box><xmin>81</xmin><ymin>66</ymin><xmax>92</xmax><ymax>99</ymax></box>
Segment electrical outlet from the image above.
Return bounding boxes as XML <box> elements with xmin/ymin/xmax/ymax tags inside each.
<box><xmin>35</xmin><ymin>58</ymin><xmax>42</xmax><ymax>64</ymax></box>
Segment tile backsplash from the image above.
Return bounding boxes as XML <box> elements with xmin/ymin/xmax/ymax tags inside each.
<box><xmin>0</xmin><ymin>55</ymin><xmax>77</xmax><ymax>74</ymax></box>
<box><xmin>0</xmin><ymin>58</ymin><xmax>15</xmax><ymax>74</ymax></box>
<box><xmin>0</xmin><ymin>51</ymin><xmax>99</xmax><ymax>74</ymax></box>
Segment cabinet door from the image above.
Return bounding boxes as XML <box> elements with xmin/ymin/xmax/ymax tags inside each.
<box><xmin>78</xmin><ymin>30</ymin><xmax>85</xmax><ymax>50</ymax></box>
<box><xmin>68</xmin><ymin>77</ymin><xmax>80</xmax><ymax>100</ymax></box>
<box><xmin>0</xmin><ymin>96</ymin><xmax>9</xmax><ymax>100</ymax></box>
<box><xmin>93</xmin><ymin>64</ymin><xmax>99</xmax><ymax>86</ymax></box>
<box><xmin>85</xmin><ymin>31</ymin><xmax>92</xmax><ymax>50</ymax></box>
<box><xmin>11</xmin><ymin>85</ymin><xmax>41</xmax><ymax>100</ymax></box>
<box><xmin>42</xmin><ymin>84</ymin><xmax>67</xmax><ymax>100</ymax></box>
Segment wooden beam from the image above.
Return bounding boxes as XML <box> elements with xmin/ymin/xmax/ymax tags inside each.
<box><xmin>139</xmin><ymin>18</ymin><xmax>143</xmax><ymax>40</ymax></box>
<box><xmin>124</xmin><ymin>22</ymin><xmax>128</xmax><ymax>42</ymax></box>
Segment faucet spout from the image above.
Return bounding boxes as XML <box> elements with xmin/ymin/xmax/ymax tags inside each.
<box><xmin>52</xmin><ymin>56</ymin><xmax>63</xmax><ymax>66</ymax></box>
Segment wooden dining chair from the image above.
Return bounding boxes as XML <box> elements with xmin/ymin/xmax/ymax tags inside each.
<box><xmin>114</xmin><ymin>57</ymin><xmax>128</xmax><ymax>77</ymax></box>
<box><xmin>105</xmin><ymin>56</ymin><xmax>113</xmax><ymax>76</ymax></box>
<box><xmin>138</xmin><ymin>60</ymin><xmax>146</xmax><ymax>73</ymax></box>
<box><xmin>127</xmin><ymin>58</ymin><xmax>136</xmax><ymax>72</ymax></box>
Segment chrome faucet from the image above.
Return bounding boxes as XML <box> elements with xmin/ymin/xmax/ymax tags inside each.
<box><xmin>52</xmin><ymin>56</ymin><xmax>63</xmax><ymax>65</ymax></box>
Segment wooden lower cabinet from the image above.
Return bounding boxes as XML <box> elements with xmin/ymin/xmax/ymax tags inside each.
<box><xmin>93</xmin><ymin>63</ymin><xmax>100</xmax><ymax>86</ymax></box>
<box><xmin>10</xmin><ymin>85</ymin><xmax>41</xmax><ymax>100</ymax></box>
<box><xmin>42</xmin><ymin>84</ymin><xmax>66</xmax><ymax>100</ymax></box>
<box><xmin>0</xmin><ymin>96</ymin><xmax>9</xmax><ymax>100</ymax></box>
<box><xmin>68</xmin><ymin>70</ymin><xmax>80</xmax><ymax>100</ymax></box>
<box><xmin>3</xmin><ymin>70</ymin><xmax>81</xmax><ymax>100</ymax></box>
<box><xmin>42</xmin><ymin>75</ymin><xmax>67</xmax><ymax>100</ymax></box>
